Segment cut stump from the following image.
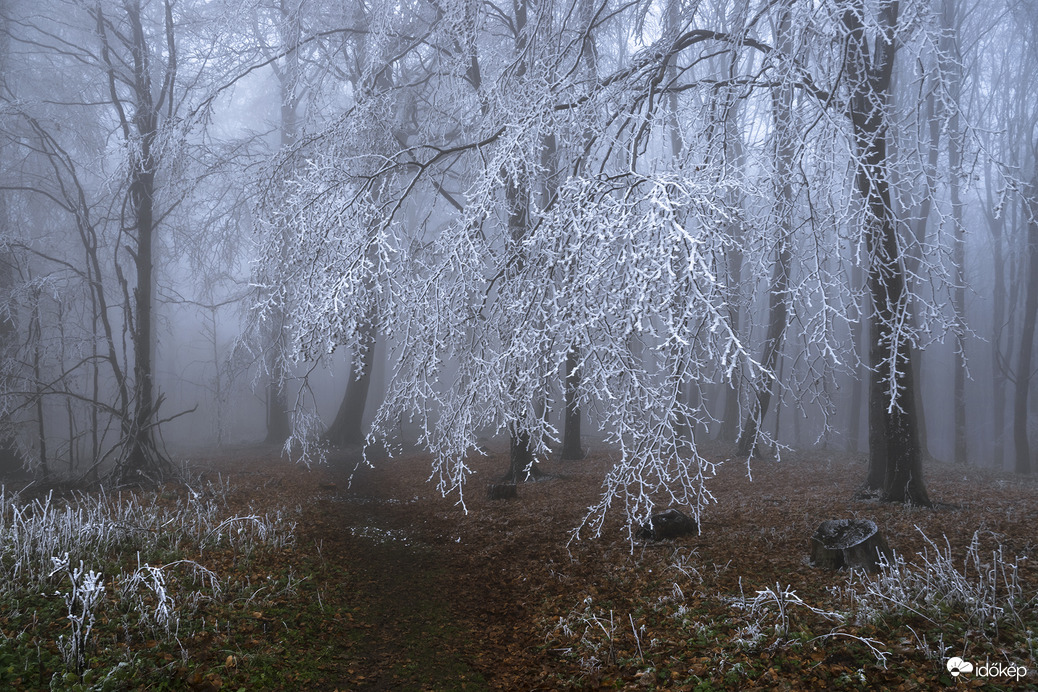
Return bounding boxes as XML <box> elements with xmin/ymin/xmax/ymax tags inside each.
<box><xmin>636</xmin><ymin>508</ymin><xmax>697</xmax><ymax>540</ymax></box>
<box><xmin>809</xmin><ymin>519</ymin><xmax>890</xmax><ymax>573</ymax></box>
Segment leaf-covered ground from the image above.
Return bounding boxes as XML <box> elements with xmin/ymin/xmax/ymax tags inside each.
<box><xmin>3</xmin><ymin>443</ymin><xmax>1036</xmax><ymax>690</ymax></box>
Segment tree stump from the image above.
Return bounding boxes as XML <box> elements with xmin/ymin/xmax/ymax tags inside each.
<box><xmin>809</xmin><ymin>519</ymin><xmax>890</xmax><ymax>573</ymax></box>
<box><xmin>486</xmin><ymin>483</ymin><xmax>517</xmax><ymax>500</ymax></box>
<box><xmin>636</xmin><ymin>508</ymin><xmax>697</xmax><ymax>540</ymax></box>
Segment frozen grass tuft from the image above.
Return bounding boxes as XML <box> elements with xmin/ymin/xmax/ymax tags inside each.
<box><xmin>0</xmin><ymin>481</ymin><xmax>295</xmax><ymax>685</ymax></box>
<box><xmin>0</xmin><ymin>483</ymin><xmax>295</xmax><ymax>593</ymax></box>
<box><xmin>843</xmin><ymin>527</ymin><xmax>1032</xmax><ymax>637</ymax></box>
<box><xmin>49</xmin><ymin>556</ymin><xmax>105</xmax><ymax>674</ymax></box>
<box><xmin>728</xmin><ymin>580</ymin><xmax>843</xmax><ymax>638</ymax></box>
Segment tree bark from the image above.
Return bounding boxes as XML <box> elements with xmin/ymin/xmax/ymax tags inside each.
<box><xmin>503</xmin><ymin>165</ymin><xmax>543</xmax><ymax>477</ymax></box>
<box><xmin>847</xmin><ymin>263</ymin><xmax>865</xmax><ymax>453</ymax></box>
<box><xmin>842</xmin><ymin>0</ymin><xmax>930</xmax><ymax>505</ymax></box>
<box><xmin>118</xmin><ymin>0</ymin><xmax>169</xmax><ymax>484</ymax></box>
<box><xmin>0</xmin><ymin>5</ymin><xmax>19</xmax><ymax>476</ymax></box>
<box><xmin>737</xmin><ymin>2</ymin><xmax>794</xmax><ymax>457</ymax></box>
<box><xmin>324</xmin><ymin>318</ymin><xmax>376</xmax><ymax>448</ymax></box>
<box><xmin>502</xmin><ymin>429</ymin><xmax>540</xmax><ymax>483</ymax></box>
<box><xmin>984</xmin><ymin>159</ymin><xmax>1008</xmax><ymax>469</ymax></box>
<box><xmin>892</xmin><ymin>71</ymin><xmax>939</xmax><ymax>462</ymax></box>
<box><xmin>499</xmin><ymin>0</ymin><xmax>545</xmax><ymax>480</ymax></box>
<box><xmin>942</xmin><ymin>0</ymin><xmax>968</xmax><ymax>466</ymax></box>
<box><xmin>1013</xmin><ymin>177</ymin><xmax>1038</xmax><ymax>476</ymax></box>
<box><xmin>263</xmin><ymin>0</ymin><xmax>302</xmax><ymax>446</ymax></box>
<box><xmin>559</xmin><ymin>0</ymin><xmax>600</xmax><ymax>461</ymax></box>
<box><xmin>560</xmin><ymin>346</ymin><xmax>584</xmax><ymax>459</ymax></box>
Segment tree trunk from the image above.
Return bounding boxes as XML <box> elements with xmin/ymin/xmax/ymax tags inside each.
<box><xmin>716</xmin><ymin>92</ymin><xmax>746</xmax><ymax>445</ymax></box>
<box><xmin>120</xmin><ymin>3</ymin><xmax>162</xmax><ymax>483</ymax></box>
<box><xmin>737</xmin><ymin>3</ymin><xmax>794</xmax><ymax>457</ymax></box>
<box><xmin>265</xmin><ymin>376</ymin><xmax>292</xmax><ymax>444</ymax></box>
<box><xmin>264</xmin><ymin>0</ymin><xmax>302</xmax><ymax>446</ymax></box>
<box><xmin>942</xmin><ymin>0</ymin><xmax>968</xmax><ymax>466</ymax></box>
<box><xmin>324</xmin><ymin>319</ymin><xmax>376</xmax><ymax>448</ymax></box>
<box><xmin>30</xmin><ymin>295</ymin><xmax>48</xmax><ymax>479</ymax></box>
<box><xmin>0</xmin><ymin>79</ymin><xmax>20</xmax><ymax>474</ymax></box>
<box><xmin>263</xmin><ymin>305</ymin><xmax>291</xmax><ymax>445</ymax></box>
<box><xmin>897</xmin><ymin>86</ymin><xmax>939</xmax><ymax>462</ymax></box>
<box><xmin>561</xmin><ymin>346</ymin><xmax>584</xmax><ymax>459</ymax></box>
<box><xmin>985</xmin><ymin>160</ymin><xmax>1008</xmax><ymax>469</ymax></box>
<box><xmin>1013</xmin><ymin>177</ymin><xmax>1038</xmax><ymax>476</ymax></box>
<box><xmin>502</xmin><ymin>429</ymin><xmax>546</xmax><ymax>483</ymax></box>
<box><xmin>843</xmin><ymin>0</ymin><xmax>930</xmax><ymax>505</ymax></box>
<box><xmin>718</xmin><ymin>244</ymin><xmax>744</xmax><ymax>444</ymax></box>
<box><xmin>502</xmin><ymin>166</ymin><xmax>543</xmax><ymax>477</ymax></box>
<box><xmin>498</xmin><ymin>0</ymin><xmax>545</xmax><ymax>480</ymax></box>
<box><xmin>847</xmin><ymin>264</ymin><xmax>865</xmax><ymax>453</ymax></box>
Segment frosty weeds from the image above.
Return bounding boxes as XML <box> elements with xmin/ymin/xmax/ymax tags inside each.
<box><xmin>49</xmin><ymin>555</ymin><xmax>105</xmax><ymax>673</ymax></box>
<box><xmin>0</xmin><ymin>483</ymin><xmax>293</xmax><ymax>683</ymax></box>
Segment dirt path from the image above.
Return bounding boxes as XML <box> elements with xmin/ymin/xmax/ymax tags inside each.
<box><xmin>291</xmin><ymin>459</ymin><xmax>506</xmax><ymax>690</ymax></box>
<box><xmin>184</xmin><ymin>445</ymin><xmax>1038</xmax><ymax>690</ymax></box>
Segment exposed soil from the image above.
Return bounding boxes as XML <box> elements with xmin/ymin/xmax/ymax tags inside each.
<box><xmin>180</xmin><ymin>442</ymin><xmax>1038</xmax><ymax>690</ymax></box>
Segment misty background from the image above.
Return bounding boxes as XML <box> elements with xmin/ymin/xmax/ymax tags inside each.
<box><xmin>0</xmin><ymin>0</ymin><xmax>1035</xmax><ymax>509</ymax></box>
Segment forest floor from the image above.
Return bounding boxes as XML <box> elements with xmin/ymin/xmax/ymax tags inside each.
<box><xmin>3</xmin><ymin>442</ymin><xmax>1037</xmax><ymax>690</ymax></box>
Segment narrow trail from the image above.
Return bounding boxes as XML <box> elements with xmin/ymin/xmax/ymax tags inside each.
<box><xmin>293</xmin><ymin>459</ymin><xmax>506</xmax><ymax>690</ymax></box>
<box><xmin>186</xmin><ymin>446</ymin><xmax>549</xmax><ymax>690</ymax></box>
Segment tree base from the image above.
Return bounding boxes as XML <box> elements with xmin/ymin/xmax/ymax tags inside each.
<box><xmin>487</xmin><ymin>483</ymin><xmax>517</xmax><ymax>500</ymax></box>
<box><xmin>559</xmin><ymin>447</ymin><xmax>586</xmax><ymax>461</ymax></box>
<box><xmin>499</xmin><ymin>463</ymin><xmax>551</xmax><ymax>484</ymax></box>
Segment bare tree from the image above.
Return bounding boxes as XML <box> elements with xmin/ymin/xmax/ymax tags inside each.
<box><xmin>0</xmin><ymin>0</ymin><xmax>242</xmax><ymax>483</ymax></box>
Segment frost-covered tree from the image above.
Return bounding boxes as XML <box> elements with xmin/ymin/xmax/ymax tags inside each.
<box><xmin>257</xmin><ymin>0</ymin><xmax>970</xmax><ymax>532</ymax></box>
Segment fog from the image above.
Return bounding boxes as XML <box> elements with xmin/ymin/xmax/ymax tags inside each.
<box><xmin>0</xmin><ymin>0</ymin><xmax>1035</xmax><ymax>506</ymax></box>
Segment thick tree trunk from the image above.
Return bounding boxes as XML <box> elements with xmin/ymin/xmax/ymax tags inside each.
<box><xmin>888</xmin><ymin>41</ymin><xmax>942</xmax><ymax>462</ymax></box>
<box><xmin>736</xmin><ymin>255</ymin><xmax>788</xmax><ymax>456</ymax></box>
<box><xmin>843</xmin><ymin>0</ymin><xmax>930</xmax><ymax>505</ymax></box>
<box><xmin>264</xmin><ymin>0</ymin><xmax>301</xmax><ymax>446</ymax></box>
<box><xmin>119</xmin><ymin>2</ymin><xmax>161</xmax><ymax>485</ymax></box>
<box><xmin>848</xmin><ymin>264</ymin><xmax>865</xmax><ymax>453</ymax></box>
<box><xmin>502</xmin><ymin>429</ymin><xmax>539</xmax><ymax>483</ymax></box>
<box><xmin>985</xmin><ymin>164</ymin><xmax>1008</xmax><ymax>469</ymax></box>
<box><xmin>324</xmin><ymin>320</ymin><xmax>376</xmax><ymax>448</ymax></box>
<box><xmin>265</xmin><ymin>376</ymin><xmax>292</xmax><ymax>444</ymax></box>
<box><xmin>716</xmin><ymin>93</ymin><xmax>746</xmax><ymax>445</ymax></box>
<box><xmin>943</xmin><ymin>0</ymin><xmax>967</xmax><ymax>466</ymax></box>
<box><xmin>497</xmin><ymin>0</ymin><xmax>545</xmax><ymax>481</ymax></box>
<box><xmin>30</xmin><ymin>298</ymin><xmax>49</xmax><ymax>479</ymax></box>
<box><xmin>557</xmin><ymin>0</ymin><xmax>600</xmax><ymax>463</ymax></box>
<box><xmin>0</xmin><ymin>28</ymin><xmax>20</xmax><ymax>476</ymax></box>
<box><xmin>717</xmin><ymin>245</ymin><xmax>744</xmax><ymax>444</ymax></box>
<box><xmin>1013</xmin><ymin>177</ymin><xmax>1038</xmax><ymax>476</ymax></box>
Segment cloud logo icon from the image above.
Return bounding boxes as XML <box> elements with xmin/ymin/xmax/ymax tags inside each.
<box><xmin>946</xmin><ymin>657</ymin><xmax>974</xmax><ymax>677</ymax></box>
